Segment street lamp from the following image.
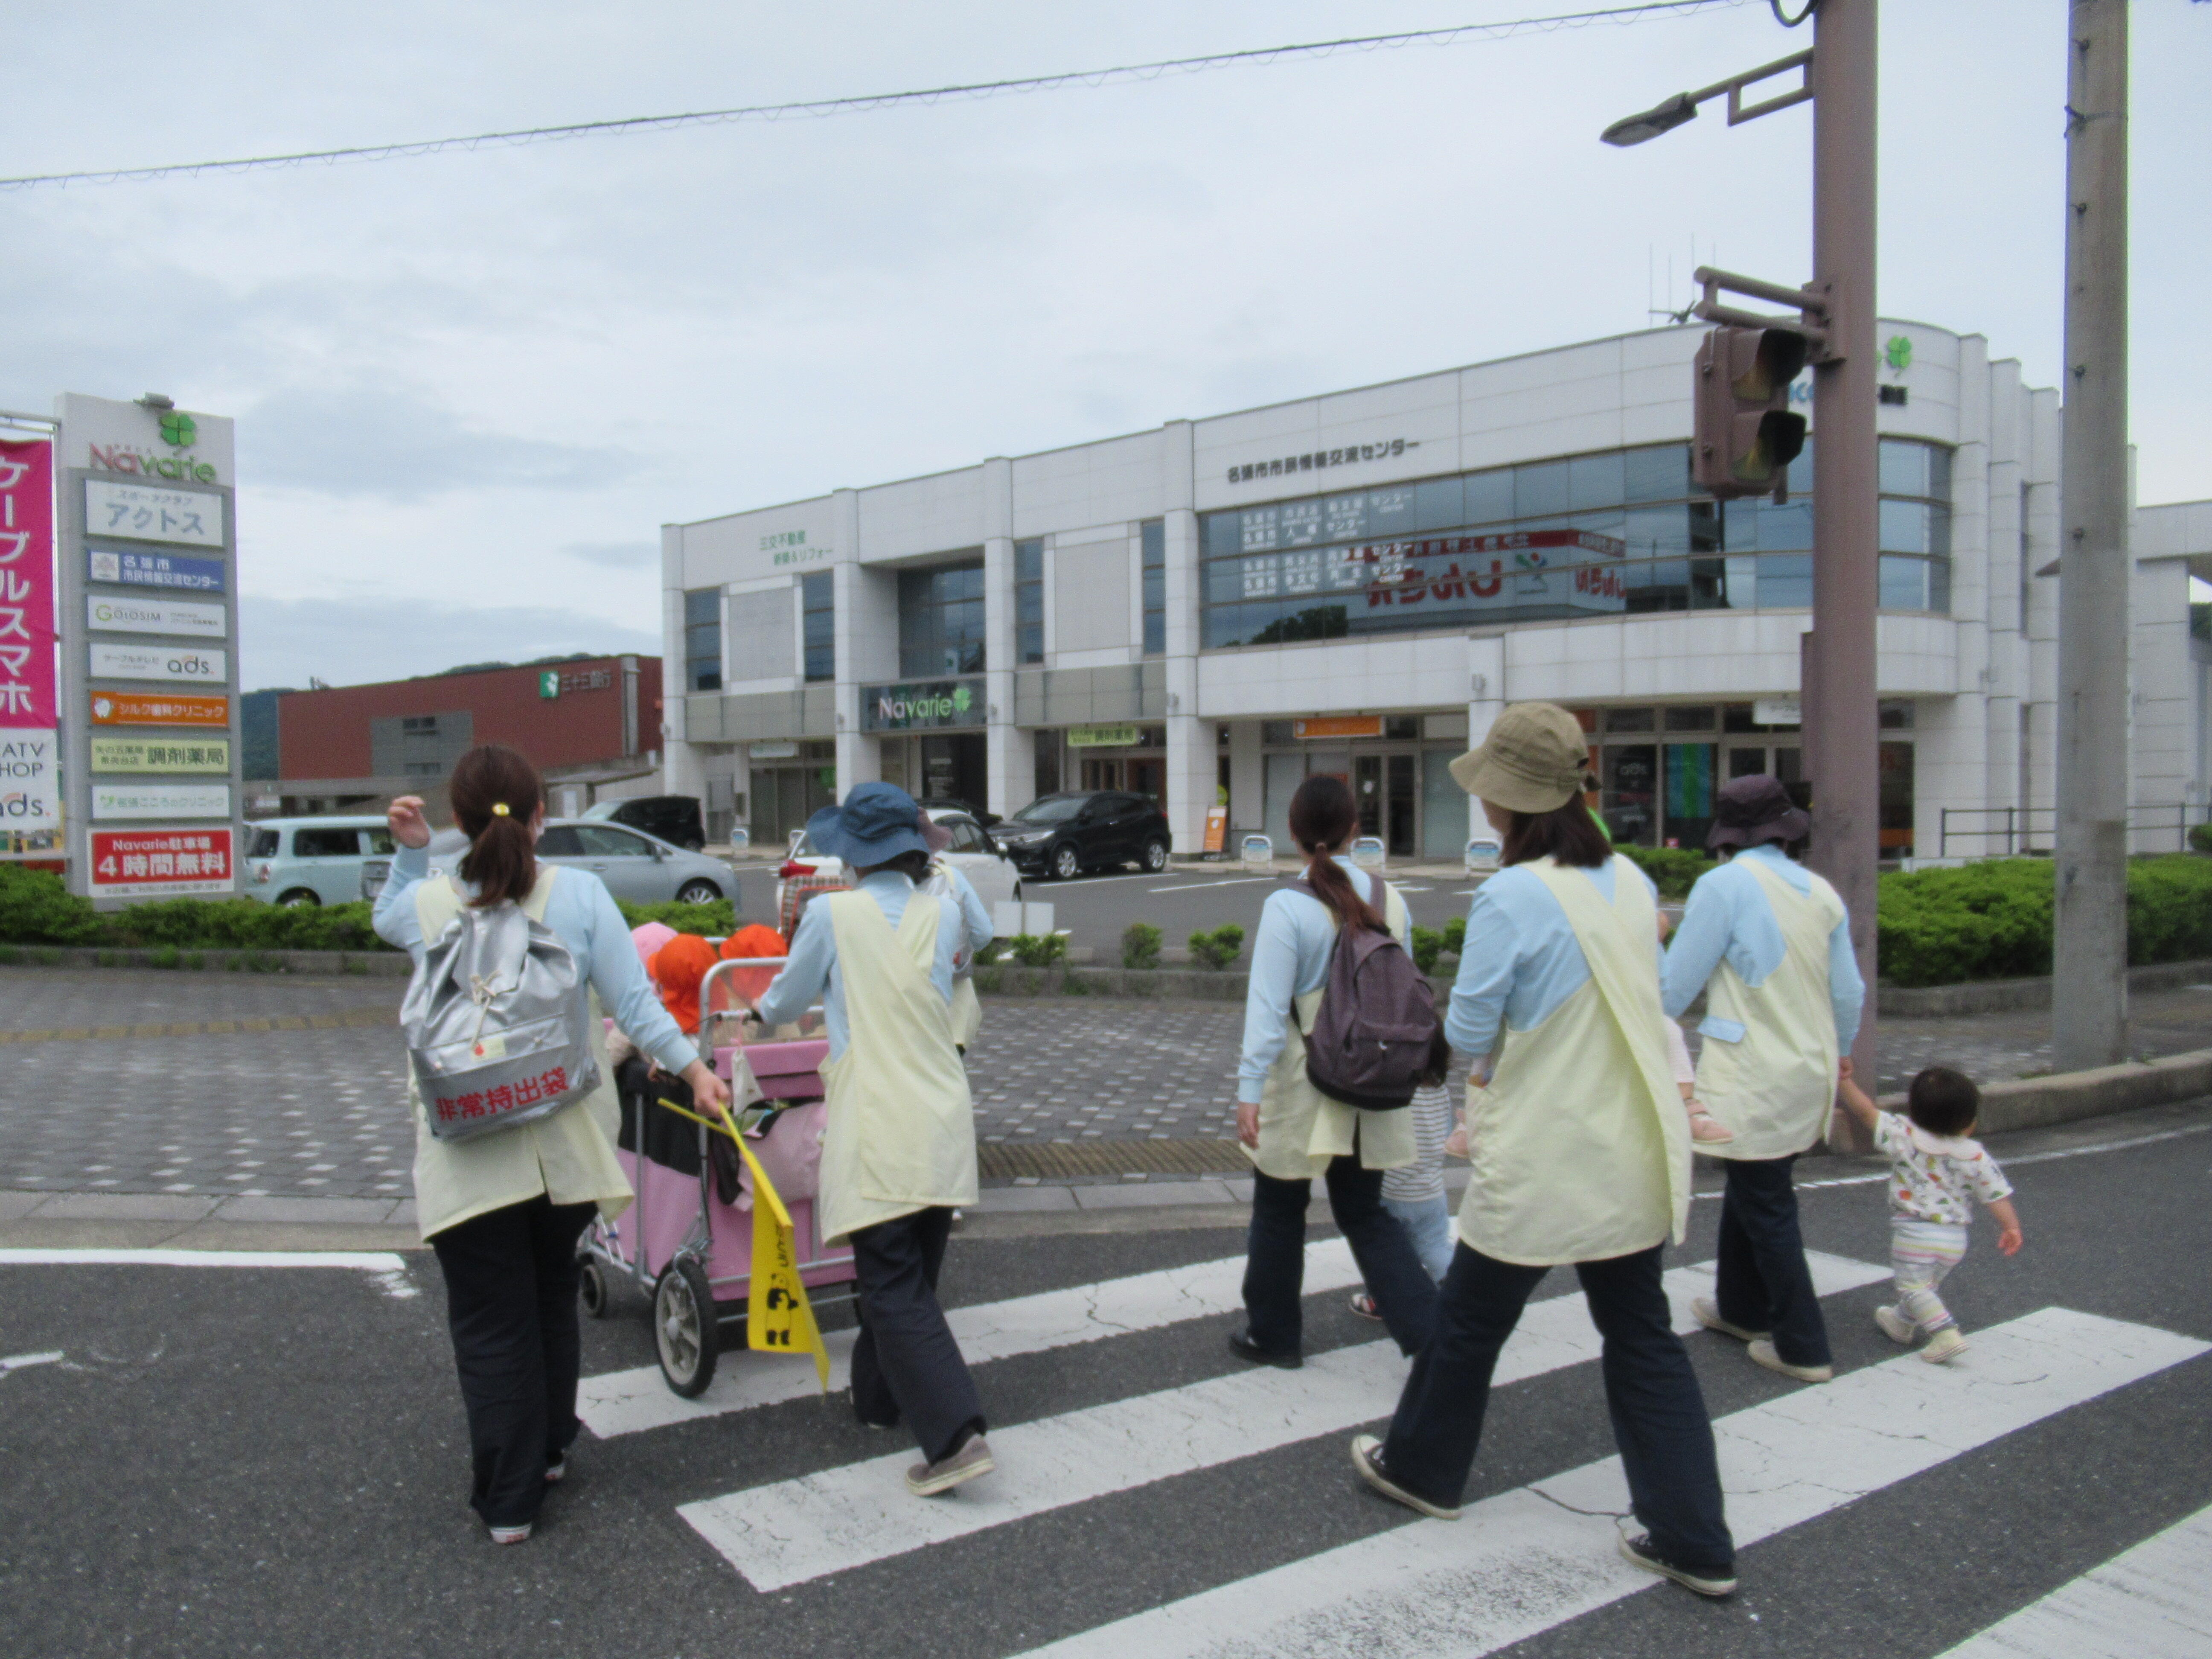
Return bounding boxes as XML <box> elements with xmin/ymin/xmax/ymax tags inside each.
<box><xmin>1599</xmin><ymin>5</ymin><xmax>1882</xmax><ymax>1147</ymax></box>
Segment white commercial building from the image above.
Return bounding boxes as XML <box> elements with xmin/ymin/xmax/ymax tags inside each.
<box><xmin>661</xmin><ymin>322</ymin><xmax>2210</xmax><ymax>863</ymax></box>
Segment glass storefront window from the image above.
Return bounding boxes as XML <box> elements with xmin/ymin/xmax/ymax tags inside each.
<box><xmin>898</xmin><ymin>558</ymin><xmax>986</xmax><ymax>677</ymax></box>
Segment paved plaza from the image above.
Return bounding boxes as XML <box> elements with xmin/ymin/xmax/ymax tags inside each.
<box><xmin>3</xmin><ymin>964</ymin><xmax>2209</xmax><ymax>1199</ymax></box>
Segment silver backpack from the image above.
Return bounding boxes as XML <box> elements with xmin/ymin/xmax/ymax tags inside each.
<box><xmin>401</xmin><ymin>881</ymin><xmax>601</xmax><ymax>1142</ymax></box>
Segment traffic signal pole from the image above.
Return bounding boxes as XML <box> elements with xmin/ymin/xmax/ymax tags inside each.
<box><xmin>2051</xmin><ymin>0</ymin><xmax>2130</xmax><ymax>1072</ymax></box>
<box><xmin>1806</xmin><ymin>0</ymin><xmax>1882</xmax><ymax>1119</ymax></box>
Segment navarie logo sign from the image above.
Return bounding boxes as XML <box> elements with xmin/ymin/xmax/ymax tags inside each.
<box><xmin>862</xmin><ymin>679</ymin><xmax>983</xmax><ymax>731</ymax></box>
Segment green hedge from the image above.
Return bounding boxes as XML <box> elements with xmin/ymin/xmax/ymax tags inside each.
<box><xmin>1615</xmin><ymin>844</ymin><xmax>1717</xmax><ymax>900</ymax></box>
<box><xmin>0</xmin><ymin>866</ymin><xmax>391</xmax><ymax>950</ymax></box>
<box><xmin>1876</xmin><ymin>855</ymin><xmax>2212</xmax><ymax>987</ymax></box>
<box><xmin>615</xmin><ymin>897</ymin><xmax>739</xmax><ymax>937</ymax></box>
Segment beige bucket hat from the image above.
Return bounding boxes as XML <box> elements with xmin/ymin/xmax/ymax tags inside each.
<box><xmin>1447</xmin><ymin>701</ymin><xmax>1591</xmax><ymax>814</ymax></box>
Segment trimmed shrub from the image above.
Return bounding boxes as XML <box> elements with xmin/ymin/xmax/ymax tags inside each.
<box><xmin>1615</xmin><ymin>844</ymin><xmax>1717</xmax><ymax>900</ymax></box>
<box><xmin>0</xmin><ymin>867</ymin><xmax>104</xmax><ymax>945</ymax></box>
<box><xmin>109</xmin><ymin>896</ymin><xmax>384</xmax><ymax>952</ymax></box>
<box><xmin>1409</xmin><ymin>925</ymin><xmax>1444</xmax><ymax>975</ymax></box>
<box><xmin>2191</xmin><ymin>821</ymin><xmax>2212</xmax><ymax>855</ymax></box>
<box><xmin>616</xmin><ymin>897</ymin><xmax>739</xmax><ymax>938</ymax></box>
<box><xmin>1441</xmin><ymin>915</ymin><xmax>1466</xmax><ymax>958</ymax></box>
<box><xmin>1188</xmin><ymin>923</ymin><xmax>1245</xmax><ymax>971</ymax></box>
<box><xmin>1874</xmin><ymin>855</ymin><xmax>2212</xmax><ymax>987</ymax></box>
<box><xmin>1007</xmin><ymin>932</ymin><xmax>1068</xmax><ymax>969</ymax></box>
<box><xmin>1121</xmin><ymin>922</ymin><xmax>1162</xmax><ymax>970</ymax></box>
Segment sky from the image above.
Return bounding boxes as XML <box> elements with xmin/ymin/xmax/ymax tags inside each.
<box><xmin>2</xmin><ymin>0</ymin><xmax>2205</xmax><ymax>691</ymax></box>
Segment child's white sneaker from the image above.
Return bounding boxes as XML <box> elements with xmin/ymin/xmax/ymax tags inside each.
<box><xmin>1873</xmin><ymin>1305</ymin><xmax>1918</xmax><ymax>1345</ymax></box>
<box><xmin>1920</xmin><ymin>1327</ymin><xmax>1969</xmax><ymax>1365</ymax></box>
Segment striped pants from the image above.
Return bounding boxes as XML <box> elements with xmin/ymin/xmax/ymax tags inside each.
<box><xmin>1890</xmin><ymin>1219</ymin><xmax>1971</xmax><ymax>1333</ymax></box>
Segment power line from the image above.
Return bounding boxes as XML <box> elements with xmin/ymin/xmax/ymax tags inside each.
<box><xmin>0</xmin><ymin>0</ymin><xmax>1750</xmax><ymax>191</ymax></box>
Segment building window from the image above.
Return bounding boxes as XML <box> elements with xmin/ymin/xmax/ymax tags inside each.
<box><xmin>898</xmin><ymin>558</ymin><xmax>987</xmax><ymax>678</ymax></box>
<box><xmin>1876</xmin><ymin>439</ymin><xmax>1954</xmax><ymax>614</ymax></box>
<box><xmin>684</xmin><ymin>588</ymin><xmax>722</xmax><ymax>692</ymax></box>
<box><xmin>801</xmin><ymin>570</ymin><xmax>835</xmax><ymax>683</ymax></box>
<box><xmin>1141</xmin><ymin>520</ymin><xmax>1165</xmax><ymax>656</ymax></box>
<box><xmin>1015</xmin><ymin>538</ymin><xmax>1044</xmax><ymax>664</ymax></box>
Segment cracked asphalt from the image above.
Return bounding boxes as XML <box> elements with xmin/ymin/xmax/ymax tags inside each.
<box><xmin>3</xmin><ymin>1103</ymin><xmax>2207</xmax><ymax>1658</ymax></box>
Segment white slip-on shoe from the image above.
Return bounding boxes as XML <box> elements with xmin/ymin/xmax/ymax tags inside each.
<box><xmin>1873</xmin><ymin>1305</ymin><xmax>1918</xmax><ymax>1345</ymax></box>
<box><xmin>1350</xmin><ymin>1434</ymin><xmax>1460</xmax><ymax>1521</ymax></box>
<box><xmin>487</xmin><ymin>1522</ymin><xmax>532</xmax><ymax>1545</ymax></box>
<box><xmin>1748</xmin><ymin>1338</ymin><xmax>1834</xmax><ymax>1383</ymax></box>
<box><xmin>1920</xmin><ymin>1327</ymin><xmax>1970</xmax><ymax>1365</ymax></box>
<box><xmin>1691</xmin><ymin>1296</ymin><xmax>1767</xmax><ymax>1344</ymax></box>
<box><xmin>907</xmin><ymin>1435</ymin><xmax>995</xmax><ymax>1497</ymax></box>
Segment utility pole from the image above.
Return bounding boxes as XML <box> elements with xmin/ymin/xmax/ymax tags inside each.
<box><xmin>2052</xmin><ymin>0</ymin><xmax>2131</xmax><ymax>1071</ymax></box>
<box><xmin>1804</xmin><ymin>0</ymin><xmax>1882</xmax><ymax>1120</ymax></box>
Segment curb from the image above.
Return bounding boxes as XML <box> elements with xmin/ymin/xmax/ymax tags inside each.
<box><xmin>1876</xmin><ymin>958</ymin><xmax>2212</xmax><ymax>1018</ymax></box>
<box><xmin>1925</xmin><ymin>1045</ymin><xmax>2212</xmax><ymax>1135</ymax></box>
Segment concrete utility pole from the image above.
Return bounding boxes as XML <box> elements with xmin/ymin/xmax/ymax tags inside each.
<box><xmin>2052</xmin><ymin>0</ymin><xmax>2131</xmax><ymax>1072</ymax></box>
<box><xmin>1804</xmin><ymin>0</ymin><xmax>1882</xmax><ymax>1107</ymax></box>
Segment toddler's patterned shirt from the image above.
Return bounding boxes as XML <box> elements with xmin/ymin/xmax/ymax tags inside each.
<box><xmin>1873</xmin><ymin>1112</ymin><xmax>2013</xmax><ymax>1225</ymax></box>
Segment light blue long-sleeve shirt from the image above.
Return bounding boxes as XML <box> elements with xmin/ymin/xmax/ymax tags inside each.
<box><xmin>1445</xmin><ymin>859</ymin><xmax>1662</xmax><ymax>1062</ymax></box>
<box><xmin>1659</xmin><ymin>843</ymin><xmax>1864</xmax><ymax>1048</ymax></box>
<box><xmin>1236</xmin><ymin>860</ymin><xmax>1395</xmax><ymax>1103</ymax></box>
<box><xmin>373</xmin><ymin>842</ymin><xmax>700</xmax><ymax>1076</ymax></box>
<box><xmin>754</xmin><ymin>868</ymin><xmax>992</xmax><ymax>1061</ymax></box>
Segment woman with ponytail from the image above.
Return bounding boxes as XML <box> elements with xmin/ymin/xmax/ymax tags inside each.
<box><xmin>375</xmin><ymin>744</ymin><xmax>728</xmax><ymax>1546</ymax></box>
<box><xmin>1228</xmin><ymin>774</ymin><xmax>1438</xmax><ymax>1368</ymax></box>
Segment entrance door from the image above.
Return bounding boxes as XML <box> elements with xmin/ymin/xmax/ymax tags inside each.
<box><xmin>1385</xmin><ymin>754</ymin><xmax>1415</xmax><ymax>857</ymax></box>
<box><xmin>1354</xmin><ymin>755</ymin><xmax>1382</xmax><ymax>838</ymax></box>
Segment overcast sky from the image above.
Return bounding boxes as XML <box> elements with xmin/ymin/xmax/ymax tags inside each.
<box><xmin>3</xmin><ymin>0</ymin><xmax>2204</xmax><ymax>690</ymax></box>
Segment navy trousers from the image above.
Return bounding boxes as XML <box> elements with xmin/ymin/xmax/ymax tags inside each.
<box><xmin>848</xmin><ymin>1206</ymin><xmax>987</xmax><ymax>1466</ymax></box>
<box><xmin>1714</xmin><ymin>1153</ymin><xmax>1833</xmax><ymax>1368</ymax></box>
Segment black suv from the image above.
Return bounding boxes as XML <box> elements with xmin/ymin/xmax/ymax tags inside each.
<box><xmin>992</xmin><ymin>792</ymin><xmax>1171</xmax><ymax>880</ymax></box>
<box><xmin>588</xmin><ymin>795</ymin><xmax>706</xmax><ymax>851</ymax></box>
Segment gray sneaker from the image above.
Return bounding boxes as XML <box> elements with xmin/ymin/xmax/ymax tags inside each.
<box><xmin>906</xmin><ymin>1435</ymin><xmax>995</xmax><ymax>1497</ymax></box>
<box><xmin>1350</xmin><ymin>1434</ymin><xmax>1461</xmax><ymax>1521</ymax></box>
<box><xmin>1690</xmin><ymin>1296</ymin><xmax>1767</xmax><ymax>1344</ymax></box>
<box><xmin>1618</xmin><ymin>1531</ymin><xmax>1737</xmax><ymax>1598</ymax></box>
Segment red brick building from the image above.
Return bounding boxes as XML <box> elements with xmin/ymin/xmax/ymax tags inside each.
<box><xmin>264</xmin><ymin>655</ymin><xmax>662</xmax><ymax>817</ymax></box>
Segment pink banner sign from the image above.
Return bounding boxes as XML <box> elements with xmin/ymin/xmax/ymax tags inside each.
<box><xmin>0</xmin><ymin>438</ymin><xmax>55</xmax><ymax>729</ymax></box>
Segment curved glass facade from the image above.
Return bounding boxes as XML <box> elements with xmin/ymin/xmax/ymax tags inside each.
<box><xmin>1198</xmin><ymin>437</ymin><xmax>1952</xmax><ymax>649</ymax></box>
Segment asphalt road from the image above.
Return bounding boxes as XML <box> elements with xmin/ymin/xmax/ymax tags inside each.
<box><xmin>5</xmin><ymin>1109</ymin><xmax>2208</xmax><ymax>1658</ymax></box>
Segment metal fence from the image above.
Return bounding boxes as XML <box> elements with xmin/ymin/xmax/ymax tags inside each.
<box><xmin>1938</xmin><ymin>803</ymin><xmax>2209</xmax><ymax>859</ymax></box>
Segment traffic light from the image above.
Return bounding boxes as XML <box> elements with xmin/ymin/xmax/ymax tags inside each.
<box><xmin>1692</xmin><ymin>326</ymin><xmax>1807</xmax><ymax>498</ymax></box>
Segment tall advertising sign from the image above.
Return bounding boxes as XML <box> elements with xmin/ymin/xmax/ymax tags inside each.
<box><xmin>56</xmin><ymin>394</ymin><xmax>241</xmax><ymax>902</ymax></box>
<box><xmin>0</xmin><ymin>437</ymin><xmax>59</xmax><ymax>857</ymax></box>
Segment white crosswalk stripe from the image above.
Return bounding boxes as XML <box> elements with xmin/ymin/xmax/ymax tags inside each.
<box><xmin>1010</xmin><ymin>1307</ymin><xmax>2209</xmax><ymax>1659</ymax></box>
<box><xmin>1934</xmin><ymin>1502</ymin><xmax>2212</xmax><ymax>1659</ymax></box>
<box><xmin>578</xmin><ymin>1238</ymin><xmax>1365</xmax><ymax>1439</ymax></box>
<box><xmin>678</xmin><ymin>1250</ymin><xmax>1889</xmax><ymax>1590</ymax></box>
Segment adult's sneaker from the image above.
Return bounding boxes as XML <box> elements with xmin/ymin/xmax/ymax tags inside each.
<box><xmin>1690</xmin><ymin>1296</ymin><xmax>1767</xmax><ymax>1344</ymax></box>
<box><xmin>907</xmin><ymin>1435</ymin><xmax>995</xmax><ymax>1497</ymax></box>
<box><xmin>487</xmin><ymin>1522</ymin><xmax>532</xmax><ymax>1545</ymax></box>
<box><xmin>544</xmin><ymin>1452</ymin><xmax>568</xmax><ymax>1484</ymax></box>
<box><xmin>1618</xmin><ymin>1531</ymin><xmax>1737</xmax><ymax>1598</ymax></box>
<box><xmin>1921</xmin><ymin>1327</ymin><xmax>1970</xmax><ymax>1365</ymax></box>
<box><xmin>1747</xmin><ymin>1338</ymin><xmax>1833</xmax><ymax>1383</ymax></box>
<box><xmin>1349</xmin><ymin>1434</ymin><xmax>1460</xmax><ymax>1521</ymax></box>
<box><xmin>1873</xmin><ymin>1304</ymin><xmax>1918</xmax><ymax>1345</ymax></box>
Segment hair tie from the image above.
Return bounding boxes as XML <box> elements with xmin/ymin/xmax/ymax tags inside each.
<box><xmin>491</xmin><ymin>803</ymin><xmax>510</xmax><ymax>817</ymax></box>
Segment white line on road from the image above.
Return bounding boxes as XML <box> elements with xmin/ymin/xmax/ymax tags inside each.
<box><xmin>1699</xmin><ymin>1117</ymin><xmax>2212</xmax><ymax>1202</ymax></box>
<box><xmin>1934</xmin><ymin>1501</ymin><xmax>2212</xmax><ymax>1657</ymax></box>
<box><xmin>0</xmin><ymin>1248</ymin><xmax>419</xmax><ymax>1298</ymax></box>
<box><xmin>1145</xmin><ymin>878</ymin><xmax>1277</xmax><ymax>893</ymax></box>
<box><xmin>580</xmin><ymin>1238</ymin><xmax>1365</xmax><ymax>1440</ymax></box>
<box><xmin>678</xmin><ymin>1250</ymin><xmax>1889</xmax><ymax>1590</ymax></box>
<box><xmin>0</xmin><ymin>1350</ymin><xmax>63</xmax><ymax>1378</ymax></box>
<box><xmin>1013</xmin><ymin>1307</ymin><xmax>2209</xmax><ymax>1659</ymax></box>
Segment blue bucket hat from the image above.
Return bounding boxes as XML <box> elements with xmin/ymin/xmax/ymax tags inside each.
<box><xmin>804</xmin><ymin>781</ymin><xmax>952</xmax><ymax>868</ymax></box>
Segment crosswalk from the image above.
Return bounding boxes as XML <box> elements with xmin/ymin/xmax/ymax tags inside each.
<box><xmin>575</xmin><ymin>1240</ymin><xmax>2212</xmax><ymax>1657</ymax></box>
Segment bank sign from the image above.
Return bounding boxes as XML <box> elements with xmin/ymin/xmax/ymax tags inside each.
<box><xmin>862</xmin><ymin>678</ymin><xmax>984</xmax><ymax>732</ymax></box>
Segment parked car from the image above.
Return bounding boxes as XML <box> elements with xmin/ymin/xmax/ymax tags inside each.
<box><xmin>244</xmin><ymin>816</ymin><xmax>397</xmax><ymax>906</ymax></box>
<box><xmin>918</xmin><ymin>795</ymin><xmax>1001</xmax><ymax>830</ymax></box>
<box><xmin>415</xmin><ymin>821</ymin><xmax>731</xmax><ymax>906</ymax></box>
<box><xmin>774</xmin><ymin>808</ymin><xmax>1021</xmax><ymax>927</ymax></box>
<box><xmin>992</xmin><ymin>792</ymin><xmax>1172</xmax><ymax>881</ymax></box>
<box><xmin>582</xmin><ymin>795</ymin><xmax>706</xmax><ymax>851</ymax></box>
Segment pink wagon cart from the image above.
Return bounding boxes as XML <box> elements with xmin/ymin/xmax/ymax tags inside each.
<box><xmin>576</xmin><ymin>956</ymin><xmax>859</xmax><ymax>1397</ymax></box>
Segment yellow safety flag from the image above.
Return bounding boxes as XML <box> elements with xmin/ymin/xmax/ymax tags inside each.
<box><xmin>733</xmin><ymin>1135</ymin><xmax>832</xmax><ymax>1390</ymax></box>
<box><xmin>655</xmin><ymin>1095</ymin><xmax>832</xmax><ymax>1392</ymax></box>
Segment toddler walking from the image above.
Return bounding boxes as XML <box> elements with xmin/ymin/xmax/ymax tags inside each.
<box><xmin>1834</xmin><ymin>1060</ymin><xmax>2023</xmax><ymax>1364</ymax></box>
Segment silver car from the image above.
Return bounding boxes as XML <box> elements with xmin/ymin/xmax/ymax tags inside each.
<box><xmin>412</xmin><ymin>821</ymin><xmax>733</xmax><ymax>905</ymax></box>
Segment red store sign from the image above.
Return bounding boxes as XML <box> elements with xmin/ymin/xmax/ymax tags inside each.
<box><xmin>88</xmin><ymin>827</ymin><xmax>234</xmax><ymax>897</ymax></box>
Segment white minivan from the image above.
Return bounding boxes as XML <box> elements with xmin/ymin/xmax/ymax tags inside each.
<box><xmin>244</xmin><ymin>817</ymin><xmax>397</xmax><ymax>907</ymax></box>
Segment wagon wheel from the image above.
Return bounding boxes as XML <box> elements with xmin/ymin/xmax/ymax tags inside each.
<box><xmin>654</xmin><ymin>1258</ymin><xmax>719</xmax><ymax>1397</ymax></box>
<box><xmin>578</xmin><ymin>1258</ymin><xmax>611</xmax><ymax>1320</ymax></box>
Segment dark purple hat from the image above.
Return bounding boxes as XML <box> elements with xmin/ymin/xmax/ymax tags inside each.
<box><xmin>1707</xmin><ymin>773</ymin><xmax>1810</xmax><ymax>852</ymax></box>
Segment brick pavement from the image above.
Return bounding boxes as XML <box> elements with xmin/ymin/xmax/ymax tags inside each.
<box><xmin>2</xmin><ymin>965</ymin><xmax>2207</xmax><ymax>1198</ymax></box>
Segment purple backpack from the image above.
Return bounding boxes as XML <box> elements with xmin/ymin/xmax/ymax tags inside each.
<box><xmin>1294</xmin><ymin>878</ymin><xmax>1442</xmax><ymax>1111</ymax></box>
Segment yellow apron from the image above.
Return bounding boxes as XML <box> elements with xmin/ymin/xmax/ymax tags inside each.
<box><xmin>1455</xmin><ymin>856</ymin><xmax>1689</xmax><ymax>1268</ymax></box>
<box><xmin>1692</xmin><ymin>859</ymin><xmax>1847</xmax><ymax>1161</ymax></box>
<box><xmin>407</xmin><ymin>867</ymin><xmax>634</xmax><ymax>1241</ymax></box>
<box><xmin>815</xmin><ymin>889</ymin><xmax>979</xmax><ymax>1245</ymax></box>
<box><xmin>1247</xmin><ymin>884</ymin><xmax>1417</xmax><ymax>1181</ymax></box>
